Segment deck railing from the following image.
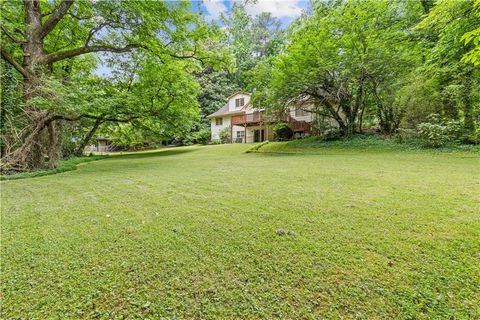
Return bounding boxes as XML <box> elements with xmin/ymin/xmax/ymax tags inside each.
<box><xmin>231</xmin><ymin>112</ymin><xmax>311</xmax><ymax>133</ymax></box>
<box><xmin>231</xmin><ymin>113</ymin><xmax>263</xmax><ymax>125</ymax></box>
<box><xmin>289</xmin><ymin>117</ymin><xmax>311</xmax><ymax>132</ymax></box>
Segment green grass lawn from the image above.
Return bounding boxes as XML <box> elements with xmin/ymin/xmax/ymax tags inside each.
<box><xmin>1</xmin><ymin>143</ymin><xmax>479</xmax><ymax>319</ymax></box>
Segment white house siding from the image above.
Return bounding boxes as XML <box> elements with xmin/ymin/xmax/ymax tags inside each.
<box><xmin>245</xmin><ymin>126</ymin><xmax>269</xmax><ymax>143</ymax></box>
<box><xmin>211</xmin><ymin>118</ymin><xmax>247</xmax><ymax>142</ymax></box>
<box><xmin>226</xmin><ymin>125</ymin><xmax>273</xmax><ymax>143</ymax></box>
<box><xmin>246</xmin><ymin>127</ymin><xmax>255</xmax><ymax>143</ymax></box>
<box><xmin>232</xmin><ymin>124</ymin><xmax>246</xmax><ymax>142</ymax></box>
<box><xmin>289</xmin><ymin>107</ymin><xmax>314</xmax><ymax>122</ymax></box>
<box><xmin>211</xmin><ymin>116</ymin><xmax>231</xmax><ymax>141</ymax></box>
<box><xmin>228</xmin><ymin>93</ymin><xmax>251</xmax><ymax>112</ymax></box>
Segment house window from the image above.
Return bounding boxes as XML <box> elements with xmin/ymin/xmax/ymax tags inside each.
<box><xmin>215</xmin><ymin>118</ymin><xmax>223</xmax><ymax>126</ymax></box>
<box><xmin>235</xmin><ymin>130</ymin><xmax>245</xmax><ymax>143</ymax></box>
<box><xmin>235</xmin><ymin>98</ymin><xmax>245</xmax><ymax>108</ymax></box>
<box><xmin>295</xmin><ymin>108</ymin><xmax>308</xmax><ymax>117</ymax></box>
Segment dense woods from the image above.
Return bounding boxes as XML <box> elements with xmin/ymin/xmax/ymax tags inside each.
<box><xmin>1</xmin><ymin>0</ymin><xmax>479</xmax><ymax>172</ymax></box>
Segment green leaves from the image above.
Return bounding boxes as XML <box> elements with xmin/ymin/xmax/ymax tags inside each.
<box><xmin>263</xmin><ymin>0</ymin><xmax>423</xmax><ymax>134</ymax></box>
<box><xmin>461</xmin><ymin>0</ymin><xmax>480</xmax><ymax>65</ymax></box>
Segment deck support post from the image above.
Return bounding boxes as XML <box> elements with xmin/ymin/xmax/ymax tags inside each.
<box><xmin>244</xmin><ymin>125</ymin><xmax>247</xmax><ymax>143</ymax></box>
<box><xmin>260</xmin><ymin>121</ymin><xmax>263</xmax><ymax>142</ymax></box>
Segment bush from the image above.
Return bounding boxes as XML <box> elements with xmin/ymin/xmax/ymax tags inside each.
<box><xmin>0</xmin><ymin>155</ymin><xmax>106</xmax><ymax>180</ymax></box>
<box><xmin>219</xmin><ymin>126</ymin><xmax>231</xmax><ymax>144</ymax></box>
<box><xmin>321</xmin><ymin>128</ymin><xmax>342</xmax><ymax>141</ymax></box>
<box><xmin>467</xmin><ymin>128</ymin><xmax>480</xmax><ymax>144</ymax></box>
<box><xmin>273</xmin><ymin>123</ymin><xmax>293</xmax><ymax>141</ymax></box>
<box><xmin>192</xmin><ymin>128</ymin><xmax>210</xmax><ymax>145</ymax></box>
<box><xmin>397</xmin><ymin>77</ymin><xmax>443</xmax><ymax>128</ymax></box>
<box><xmin>457</xmin><ymin>127</ymin><xmax>480</xmax><ymax>145</ymax></box>
<box><xmin>417</xmin><ymin>114</ymin><xmax>461</xmax><ymax>147</ymax></box>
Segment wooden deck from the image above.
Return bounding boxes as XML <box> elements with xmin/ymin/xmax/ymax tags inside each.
<box><xmin>289</xmin><ymin>117</ymin><xmax>311</xmax><ymax>133</ymax></box>
<box><xmin>231</xmin><ymin>113</ymin><xmax>263</xmax><ymax>126</ymax></box>
<box><xmin>231</xmin><ymin>112</ymin><xmax>311</xmax><ymax>133</ymax></box>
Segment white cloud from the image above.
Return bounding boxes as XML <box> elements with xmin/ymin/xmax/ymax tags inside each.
<box><xmin>244</xmin><ymin>0</ymin><xmax>304</xmax><ymax>19</ymax></box>
<box><xmin>203</xmin><ymin>0</ymin><xmax>228</xmax><ymax>21</ymax></box>
<box><xmin>203</xmin><ymin>0</ymin><xmax>305</xmax><ymax>22</ymax></box>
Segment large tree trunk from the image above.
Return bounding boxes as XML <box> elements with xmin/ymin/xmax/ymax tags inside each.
<box><xmin>8</xmin><ymin>0</ymin><xmax>50</xmax><ymax>170</ymax></box>
<box><xmin>1</xmin><ymin>0</ymin><xmax>138</xmax><ymax>171</ymax></box>
<box><xmin>3</xmin><ymin>0</ymin><xmax>62</xmax><ymax>171</ymax></box>
<box><xmin>23</xmin><ymin>0</ymin><xmax>45</xmax><ymax>99</ymax></box>
<box><xmin>4</xmin><ymin>111</ymin><xmax>53</xmax><ymax>171</ymax></box>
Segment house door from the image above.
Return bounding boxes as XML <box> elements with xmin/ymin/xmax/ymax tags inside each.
<box><xmin>254</xmin><ymin>129</ymin><xmax>265</xmax><ymax>142</ymax></box>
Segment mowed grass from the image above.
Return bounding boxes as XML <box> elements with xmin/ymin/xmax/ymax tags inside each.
<box><xmin>1</xmin><ymin>143</ymin><xmax>479</xmax><ymax>319</ymax></box>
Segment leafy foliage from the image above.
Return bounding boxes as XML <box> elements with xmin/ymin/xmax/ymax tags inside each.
<box><xmin>195</xmin><ymin>67</ymin><xmax>238</xmax><ymax>126</ymax></box>
<box><xmin>273</xmin><ymin>123</ymin><xmax>293</xmax><ymax>141</ymax></box>
<box><xmin>221</xmin><ymin>4</ymin><xmax>285</xmax><ymax>89</ymax></box>
<box><xmin>259</xmin><ymin>0</ymin><xmax>424</xmax><ymax>135</ymax></box>
<box><xmin>219</xmin><ymin>126</ymin><xmax>231</xmax><ymax>144</ymax></box>
<box><xmin>0</xmin><ymin>0</ymin><xmax>228</xmax><ymax>170</ymax></box>
<box><xmin>416</xmin><ymin>0</ymin><xmax>480</xmax><ymax>133</ymax></box>
<box><xmin>0</xmin><ymin>154</ymin><xmax>105</xmax><ymax>180</ymax></box>
<box><xmin>417</xmin><ymin>115</ymin><xmax>462</xmax><ymax>147</ymax></box>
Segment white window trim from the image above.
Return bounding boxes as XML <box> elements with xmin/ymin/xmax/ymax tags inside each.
<box><xmin>235</xmin><ymin>98</ymin><xmax>245</xmax><ymax>109</ymax></box>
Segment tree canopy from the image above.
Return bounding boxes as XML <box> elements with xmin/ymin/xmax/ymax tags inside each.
<box><xmin>249</xmin><ymin>0</ymin><xmax>478</xmax><ymax>137</ymax></box>
<box><xmin>0</xmin><ymin>0</ymin><xmax>227</xmax><ymax>170</ymax></box>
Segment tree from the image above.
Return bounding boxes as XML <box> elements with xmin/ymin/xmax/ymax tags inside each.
<box><xmin>195</xmin><ymin>67</ymin><xmax>238</xmax><ymax>126</ymax></box>
<box><xmin>1</xmin><ymin>60</ymin><xmax>23</xmax><ymax>158</ymax></box>
<box><xmin>262</xmin><ymin>0</ymin><xmax>423</xmax><ymax>135</ymax></box>
<box><xmin>0</xmin><ymin>0</ymin><xmax>222</xmax><ymax>171</ymax></box>
<box><xmin>461</xmin><ymin>0</ymin><xmax>480</xmax><ymax>66</ymax></box>
<box><xmin>416</xmin><ymin>0</ymin><xmax>480</xmax><ymax>133</ymax></box>
<box><xmin>221</xmin><ymin>4</ymin><xmax>285</xmax><ymax>89</ymax></box>
<box><xmin>29</xmin><ymin>54</ymin><xmax>201</xmax><ymax>157</ymax></box>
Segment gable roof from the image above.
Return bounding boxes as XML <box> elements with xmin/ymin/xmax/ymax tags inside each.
<box><xmin>226</xmin><ymin>91</ymin><xmax>251</xmax><ymax>100</ymax></box>
<box><xmin>206</xmin><ymin>103</ymin><xmax>244</xmax><ymax>118</ymax></box>
<box><xmin>206</xmin><ymin>92</ymin><xmax>253</xmax><ymax>119</ymax></box>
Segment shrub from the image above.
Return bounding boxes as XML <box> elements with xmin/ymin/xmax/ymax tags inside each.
<box><xmin>273</xmin><ymin>123</ymin><xmax>293</xmax><ymax>141</ymax></box>
<box><xmin>396</xmin><ymin>77</ymin><xmax>442</xmax><ymax>128</ymax></box>
<box><xmin>417</xmin><ymin>114</ymin><xmax>461</xmax><ymax>147</ymax></box>
<box><xmin>192</xmin><ymin>128</ymin><xmax>210</xmax><ymax>145</ymax></box>
<box><xmin>0</xmin><ymin>155</ymin><xmax>106</xmax><ymax>181</ymax></box>
<box><xmin>459</xmin><ymin>127</ymin><xmax>480</xmax><ymax>145</ymax></box>
<box><xmin>219</xmin><ymin>126</ymin><xmax>231</xmax><ymax>144</ymax></box>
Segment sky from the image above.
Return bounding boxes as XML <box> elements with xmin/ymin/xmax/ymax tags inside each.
<box><xmin>198</xmin><ymin>0</ymin><xmax>310</xmax><ymax>26</ymax></box>
<box><xmin>96</xmin><ymin>0</ymin><xmax>310</xmax><ymax>77</ymax></box>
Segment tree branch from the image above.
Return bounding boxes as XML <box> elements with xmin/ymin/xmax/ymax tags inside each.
<box><xmin>42</xmin><ymin>44</ymin><xmax>138</xmax><ymax>64</ymax></box>
<box><xmin>84</xmin><ymin>114</ymin><xmax>140</xmax><ymax>123</ymax></box>
<box><xmin>0</xmin><ymin>25</ymin><xmax>23</xmax><ymax>43</ymax></box>
<box><xmin>52</xmin><ymin>113</ymin><xmax>140</xmax><ymax>123</ymax></box>
<box><xmin>0</xmin><ymin>46</ymin><xmax>30</xmax><ymax>78</ymax></box>
<box><xmin>38</xmin><ymin>0</ymin><xmax>75</xmax><ymax>39</ymax></box>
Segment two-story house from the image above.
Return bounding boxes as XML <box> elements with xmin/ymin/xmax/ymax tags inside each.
<box><xmin>208</xmin><ymin>92</ymin><xmax>314</xmax><ymax>143</ymax></box>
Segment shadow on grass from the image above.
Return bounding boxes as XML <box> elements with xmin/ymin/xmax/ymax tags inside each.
<box><xmin>105</xmin><ymin>146</ymin><xmax>201</xmax><ymax>161</ymax></box>
<box><xmin>1</xmin><ymin>147</ymin><xmax>201</xmax><ymax>181</ymax></box>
